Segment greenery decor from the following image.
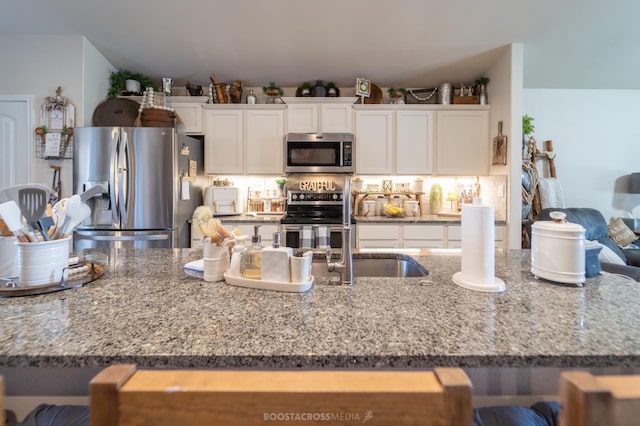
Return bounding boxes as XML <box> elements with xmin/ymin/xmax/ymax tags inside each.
<box><xmin>262</xmin><ymin>81</ymin><xmax>283</xmax><ymax>96</ymax></box>
<box><xmin>522</xmin><ymin>114</ymin><xmax>535</xmax><ymax>136</ymax></box>
<box><xmin>387</xmin><ymin>86</ymin><xmax>407</xmax><ymax>97</ymax></box>
<box><xmin>108</xmin><ymin>70</ymin><xmax>157</xmax><ymax>99</ymax></box>
<box><xmin>429</xmin><ymin>183</ymin><xmax>443</xmax><ymax>214</ymax></box>
<box><xmin>474</xmin><ymin>76</ymin><xmax>490</xmax><ymax>87</ymax></box>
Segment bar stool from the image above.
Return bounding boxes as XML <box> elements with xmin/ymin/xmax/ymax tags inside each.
<box><xmin>90</xmin><ymin>364</ymin><xmax>473</xmax><ymax>426</ymax></box>
<box><xmin>559</xmin><ymin>371</ymin><xmax>640</xmax><ymax>425</ymax></box>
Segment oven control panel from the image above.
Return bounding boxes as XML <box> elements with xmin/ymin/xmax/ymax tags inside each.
<box><xmin>288</xmin><ymin>191</ymin><xmax>343</xmax><ymax>203</ymax></box>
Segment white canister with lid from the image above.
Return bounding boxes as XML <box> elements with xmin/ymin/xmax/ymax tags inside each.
<box><xmin>361</xmin><ymin>200</ymin><xmax>376</xmax><ymax>217</ymax></box>
<box><xmin>404</xmin><ymin>200</ymin><xmax>420</xmax><ymax>217</ymax></box>
<box><xmin>530</xmin><ymin>211</ymin><xmax>586</xmax><ymax>285</ymax></box>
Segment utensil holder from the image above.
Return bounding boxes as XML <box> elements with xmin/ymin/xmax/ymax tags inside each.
<box><xmin>16</xmin><ymin>236</ymin><xmax>70</xmax><ymax>286</ymax></box>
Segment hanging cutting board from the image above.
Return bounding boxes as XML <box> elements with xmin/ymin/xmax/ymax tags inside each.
<box><xmin>491</xmin><ymin>121</ymin><xmax>507</xmax><ymax>165</ymax></box>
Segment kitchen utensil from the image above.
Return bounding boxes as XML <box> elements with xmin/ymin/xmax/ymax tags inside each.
<box><xmin>51</xmin><ymin>198</ymin><xmax>67</xmax><ymax>235</ymax></box>
<box><xmin>49</xmin><ymin>165</ymin><xmax>61</xmax><ymax>205</ymax></box>
<box><xmin>38</xmin><ymin>216</ymin><xmax>55</xmax><ymax>239</ymax></box>
<box><xmin>0</xmin><ymin>183</ymin><xmax>52</xmax><ymax>205</ymax></box>
<box><xmin>491</xmin><ymin>121</ymin><xmax>507</xmax><ymax>165</ymax></box>
<box><xmin>60</xmin><ymin>203</ymin><xmax>90</xmax><ymax>237</ymax></box>
<box><xmin>0</xmin><ymin>201</ymin><xmax>30</xmax><ymax>242</ymax></box>
<box><xmin>52</xmin><ymin>195</ymin><xmax>80</xmax><ymax>239</ymax></box>
<box><xmin>18</xmin><ymin>188</ymin><xmax>48</xmax><ymax>240</ymax></box>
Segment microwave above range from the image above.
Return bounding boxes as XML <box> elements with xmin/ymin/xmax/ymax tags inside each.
<box><xmin>285</xmin><ymin>133</ymin><xmax>354</xmax><ymax>174</ymax></box>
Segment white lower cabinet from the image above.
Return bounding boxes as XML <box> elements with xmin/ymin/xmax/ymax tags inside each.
<box><xmin>357</xmin><ymin>224</ymin><xmax>402</xmax><ymax>248</ymax></box>
<box><xmin>446</xmin><ymin>225</ymin><xmax>506</xmax><ymax>249</ymax></box>
<box><xmin>356</xmin><ymin>223</ymin><xmax>504</xmax><ymax>249</ymax></box>
<box><xmin>402</xmin><ymin>224</ymin><xmax>445</xmax><ymax>248</ymax></box>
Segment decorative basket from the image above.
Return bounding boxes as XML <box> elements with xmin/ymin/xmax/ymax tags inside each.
<box><xmin>404</xmin><ymin>87</ymin><xmax>438</xmax><ymax>104</ymax></box>
<box><xmin>141</xmin><ymin>108</ymin><xmax>175</xmax><ymax>128</ymax></box>
<box><xmin>212</xmin><ymin>82</ymin><xmax>243</xmax><ymax>104</ymax></box>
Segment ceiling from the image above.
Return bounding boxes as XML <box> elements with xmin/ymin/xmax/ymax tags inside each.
<box><xmin>2</xmin><ymin>0</ymin><xmax>639</xmax><ymax>90</ymax></box>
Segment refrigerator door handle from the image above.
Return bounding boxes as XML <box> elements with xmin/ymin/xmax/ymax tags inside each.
<box><xmin>118</xmin><ymin>130</ymin><xmax>129</xmax><ymax>223</ymax></box>
<box><xmin>110</xmin><ymin>128</ymin><xmax>120</xmax><ymax>224</ymax></box>
<box><xmin>75</xmin><ymin>234</ymin><xmax>169</xmax><ymax>241</ymax></box>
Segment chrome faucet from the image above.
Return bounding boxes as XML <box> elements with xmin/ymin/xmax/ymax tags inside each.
<box><xmin>327</xmin><ymin>175</ymin><xmax>354</xmax><ymax>285</ymax></box>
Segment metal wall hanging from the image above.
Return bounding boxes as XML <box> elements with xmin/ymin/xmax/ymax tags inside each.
<box><xmin>35</xmin><ymin>86</ymin><xmax>76</xmax><ymax>160</ymax></box>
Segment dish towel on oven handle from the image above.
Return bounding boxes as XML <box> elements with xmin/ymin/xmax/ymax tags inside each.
<box><xmin>299</xmin><ymin>226</ymin><xmax>315</xmax><ymax>248</ymax></box>
<box><xmin>315</xmin><ymin>225</ymin><xmax>331</xmax><ymax>249</ymax></box>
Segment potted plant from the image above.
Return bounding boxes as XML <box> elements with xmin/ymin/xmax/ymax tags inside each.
<box><xmin>387</xmin><ymin>86</ymin><xmax>407</xmax><ymax>99</ymax></box>
<box><xmin>262</xmin><ymin>81</ymin><xmax>283</xmax><ymax>97</ymax></box>
<box><xmin>474</xmin><ymin>77</ymin><xmax>490</xmax><ymax>104</ymax></box>
<box><xmin>522</xmin><ymin>114</ymin><xmax>535</xmax><ymax>138</ymax></box>
<box><xmin>326</xmin><ymin>82</ymin><xmax>339</xmax><ymax>97</ymax></box>
<box><xmin>312</xmin><ymin>80</ymin><xmax>327</xmax><ymax>97</ymax></box>
<box><xmin>276</xmin><ymin>178</ymin><xmax>286</xmax><ymax>197</ymax></box>
<box><xmin>108</xmin><ymin>70</ymin><xmax>157</xmax><ymax>99</ymax></box>
<box><xmin>300</xmin><ymin>82</ymin><xmax>312</xmax><ymax>97</ymax></box>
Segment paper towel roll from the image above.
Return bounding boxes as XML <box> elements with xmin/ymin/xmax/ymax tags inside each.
<box><xmin>452</xmin><ymin>200</ymin><xmax>505</xmax><ymax>292</ymax></box>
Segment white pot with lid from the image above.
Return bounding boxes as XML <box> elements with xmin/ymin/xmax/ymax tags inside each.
<box><xmin>531</xmin><ymin>211</ymin><xmax>586</xmax><ymax>285</ymax></box>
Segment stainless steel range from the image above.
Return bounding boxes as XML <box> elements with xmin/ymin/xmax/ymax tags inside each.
<box><xmin>280</xmin><ymin>174</ymin><xmax>353</xmax><ymax>249</ymax></box>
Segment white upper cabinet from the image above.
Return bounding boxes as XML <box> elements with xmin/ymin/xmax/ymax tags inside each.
<box><xmin>354</xmin><ymin>110</ymin><xmax>394</xmax><ymax>174</ymax></box>
<box><xmin>245</xmin><ymin>109</ymin><xmax>285</xmax><ymax>174</ymax></box>
<box><xmin>203</xmin><ymin>106</ymin><xmax>285</xmax><ymax>175</ymax></box>
<box><xmin>286</xmin><ymin>102</ymin><xmax>352</xmax><ymax>133</ymax></box>
<box><xmin>320</xmin><ymin>104</ymin><xmax>352</xmax><ymax>133</ymax></box>
<box><xmin>354</xmin><ymin>108</ymin><xmax>435</xmax><ymax>175</ymax></box>
<box><xmin>435</xmin><ymin>110</ymin><xmax>489</xmax><ymax>175</ymax></box>
<box><xmin>286</xmin><ymin>104</ymin><xmax>318</xmax><ymax>133</ymax></box>
<box><xmin>396</xmin><ymin>110</ymin><xmax>435</xmax><ymax>175</ymax></box>
<box><xmin>204</xmin><ymin>109</ymin><xmax>244</xmax><ymax>175</ymax></box>
<box><xmin>167</xmin><ymin>97</ymin><xmax>206</xmax><ymax>134</ymax></box>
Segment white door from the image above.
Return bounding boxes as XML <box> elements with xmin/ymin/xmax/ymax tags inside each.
<box><xmin>0</xmin><ymin>96</ymin><xmax>33</xmax><ymax>187</ymax></box>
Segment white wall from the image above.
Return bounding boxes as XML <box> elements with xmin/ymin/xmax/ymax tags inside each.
<box><xmin>82</xmin><ymin>37</ymin><xmax>115</xmax><ymax>127</ymax></box>
<box><xmin>524</xmin><ymin>89</ymin><xmax>640</xmax><ymax>221</ymax></box>
<box><xmin>487</xmin><ymin>44</ymin><xmax>524</xmax><ymax>249</ymax></box>
<box><xmin>0</xmin><ymin>35</ymin><xmax>113</xmax><ymax>197</ymax></box>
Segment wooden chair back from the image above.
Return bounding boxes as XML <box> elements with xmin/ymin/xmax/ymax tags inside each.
<box><xmin>559</xmin><ymin>371</ymin><xmax>640</xmax><ymax>426</ymax></box>
<box><xmin>1</xmin><ymin>375</ymin><xmax>5</xmax><ymax>426</ymax></box>
<box><xmin>90</xmin><ymin>364</ymin><xmax>472</xmax><ymax>426</ymax></box>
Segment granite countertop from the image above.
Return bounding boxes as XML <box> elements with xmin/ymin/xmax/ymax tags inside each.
<box><xmin>218</xmin><ymin>213</ymin><xmax>506</xmax><ymax>225</ymax></box>
<box><xmin>0</xmin><ymin>249</ymin><xmax>638</xmax><ymax>369</ymax></box>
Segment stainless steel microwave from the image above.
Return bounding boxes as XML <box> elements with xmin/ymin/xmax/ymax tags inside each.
<box><xmin>285</xmin><ymin>133</ymin><xmax>354</xmax><ymax>174</ymax></box>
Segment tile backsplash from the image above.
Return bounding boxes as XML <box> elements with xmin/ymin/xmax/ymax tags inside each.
<box><xmin>205</xmin><ymin>175</ymin><xmax>508</xmax><ymax>220</ymax></box>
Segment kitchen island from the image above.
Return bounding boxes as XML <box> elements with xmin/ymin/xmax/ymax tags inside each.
<box><xmin>1</xmin><ymin>248</ymin><xmax>639</xmax><ymax>396</ymax></box>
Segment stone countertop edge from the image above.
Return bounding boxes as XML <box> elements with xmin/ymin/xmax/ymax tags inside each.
<box><xmin>0</xmin><ymin>249</ymin><xmax>638</xmax><ymax>370</ymax></box>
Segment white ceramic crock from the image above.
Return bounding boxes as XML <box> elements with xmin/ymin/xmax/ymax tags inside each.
<box><xmin>531</xmin><ymin>212</ymin><xmax>586</xmax><ymax>284</ymax></box>
<box><xmin>16</xmin><ymin>236</ymin><xmax>70</xmax><ymax>286</ymax></box>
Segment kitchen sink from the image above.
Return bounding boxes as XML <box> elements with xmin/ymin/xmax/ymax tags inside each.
<box><xmin>311</xmin><ymin>256</ymin><xmax>428</xmax><ymax>278</ymax></box>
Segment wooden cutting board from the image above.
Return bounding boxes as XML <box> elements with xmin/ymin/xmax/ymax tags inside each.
<box><xmin>92</xmin><ymin>98</ymin><xmax>140</xmax><ymax>127</ymax></box>
<box><xmin>492</xmin><ymin>121</ymin><xmax>507</xmax><ymax>165</ymax></box>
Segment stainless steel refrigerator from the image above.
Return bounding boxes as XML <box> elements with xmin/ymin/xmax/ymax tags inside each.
<box><xmin>72</xmin><ymin>127</ymin><xmax>206</xmax><ymax>250</ymax></box>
